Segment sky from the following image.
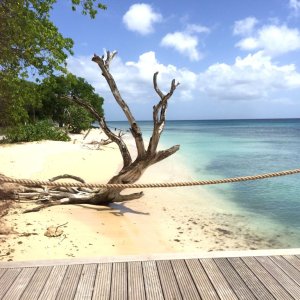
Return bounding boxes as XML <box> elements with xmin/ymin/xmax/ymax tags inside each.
<box><xmin>51</xmin><ymin>0</ymin><xmax>300</xmax><ymax>120</ymax></box>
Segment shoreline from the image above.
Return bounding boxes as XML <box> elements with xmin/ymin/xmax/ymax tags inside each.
<box><xmin>0</xmin><ymin>129</ymin><xmax>294</xmax><ymax>262</ymax></box>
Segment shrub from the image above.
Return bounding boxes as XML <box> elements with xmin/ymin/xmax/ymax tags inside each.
<box><xmin>66</xmin><ymin>106</ymin><xmax>93</xmax><ymax>134</ymax></box>
<box><xmin>3</xmin><ymin>120</ymin><xmax>70</xmax><ymax>143</ymax></box>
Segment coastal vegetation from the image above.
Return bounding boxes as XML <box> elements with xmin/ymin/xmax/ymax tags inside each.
<box><xmin>0</xmin><ymin>0</ymin><xmax>181</xmax><ymax>211</ymax></box>
<box><xmin>0</xmin><ymin>0</ymin><xmax>105</xmax><ymax>137</ymax></box>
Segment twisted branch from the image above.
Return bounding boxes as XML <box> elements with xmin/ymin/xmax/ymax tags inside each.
<box><xmin>92</xmin><ymin>51</ymin><xmax>146</xmax><ymax>160</ymax></box>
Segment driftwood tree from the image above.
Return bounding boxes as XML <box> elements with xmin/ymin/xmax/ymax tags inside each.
<box><xmin>0</xmin><ymin>51</ymin><xmax>180</xmax><ymax>212</ymax></box>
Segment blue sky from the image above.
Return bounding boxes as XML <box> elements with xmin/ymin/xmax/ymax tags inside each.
<box><xmin>51</xmin><ymin>0</ymin><xmax>300</xmax><ymax>120</ymax></box>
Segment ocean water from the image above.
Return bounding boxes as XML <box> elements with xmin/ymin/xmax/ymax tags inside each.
<box><xmin>108</xmin><ymin>119</ymin><xmax>300</xmax><ymax>246</ymax></box>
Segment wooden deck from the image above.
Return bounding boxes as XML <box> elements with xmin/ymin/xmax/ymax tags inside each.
<box><xmin>1</xmin><ymin>251</ymin><xmax>300</xmax><ymax>299</ymax></box>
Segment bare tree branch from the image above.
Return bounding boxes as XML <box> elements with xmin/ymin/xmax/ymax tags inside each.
<box><xmin>92</xmin><ymin>52</ymin><xmax>146</xmax><ymax>159</ymax></box>
<box><xmin>148</xmin><ymin>72</ymin><xmax>180</xmax><ymax>155</ymax></box>
<box><xmin>49</xmin><ymin>174</ymin><xmax>85</xmax><ymax>183</ymax></box>
<box><xmin>64</xmin><ymin>95</ymin><xmax>132</xmax><ymax>169</ymax></box>
<box><xmin>1</xmin><ymin>50</ymin><xmax>181</xmax><ymax>212</ymax></box>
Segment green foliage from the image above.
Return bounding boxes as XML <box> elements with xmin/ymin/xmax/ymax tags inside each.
<box><xmin>3</xmin><ymin>120</ymin><xmax>70</xmax><ymax>143</ymax></box>
<box><xmin>0</xmin><ymin>0</ymin><xmax>106</xmax><ymax>128</ymax></box>
<box><xmin>71</xmin><ymin>0</ymin><xmax>107</xmax><ymax>18</ymax></box>
<box><xmin>0</xmin><ymin>75</ymin><xmax>43</xmax><ymax>127</ymax></box>
<box><xmin>66</xmin><ymin>106</ymin><xmax>93</xmax><ymax>133</ymax></box>
<box><xmin>40</xmin><ymin>74</ymin><xmax>104</xmax><ymax>133</ymax></box>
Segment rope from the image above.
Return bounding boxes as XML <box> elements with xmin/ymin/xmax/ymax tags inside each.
<box><xmin>0</xmin><ymin>168</ymin><xmax>299</xmax><ymax>189</ymax></box>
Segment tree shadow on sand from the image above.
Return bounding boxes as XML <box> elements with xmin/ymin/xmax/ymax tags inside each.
<box><xmin>76</xmin><ymin>202</ymin><xmax>149</xmax><ymax>216</ymax></box>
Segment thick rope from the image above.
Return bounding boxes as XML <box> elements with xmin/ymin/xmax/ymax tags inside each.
<box><xmin>0</xmin><ymin>168</ymin><xmax>299</xmax><ymax>189</ymax></box>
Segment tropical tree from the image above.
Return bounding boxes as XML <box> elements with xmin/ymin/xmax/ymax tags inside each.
<box><xmin>40</xmin><ymin>74</ymin><xmax>104</xmax><ymax>133</ymax></box>
<box><xmin>0</xmin><ymin>0</ymin><xmax>106</xmax><ymax>127</ymax></box>
<box><xmin>0</xmin><ymin>51</ymin><xmax>180</xmax><ymax>212</ymax></box>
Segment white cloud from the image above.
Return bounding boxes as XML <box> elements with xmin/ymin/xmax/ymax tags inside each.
<box><xmin>186</xmin><ymin>24</ymin><xmax>210</xmax><ymax>34</ymax></box>
<box><xmin>122</xmin><ymin>3</ymin><xmax>162</xmax><ymax>35</ymax></box>
<box><xmin>233</xmin><ymin>17</ymin><xmax>258</xmax><ymax>36</ymax></box>
<box><xmin>67</xmin><ymin>52</ymin><xmax>197</xmax><ymax>103</ymax></box>
<box><xmin>198</xmin><ymin>51</ymin><xmax>300</xmax><ymax>100</ymax></box>
<box><xmin>289</xmin><ymin>0</ymin><xmax>300</xmax><ymax>14</ymax></box>
<box><xmin>235</xmin><ymin>22</ymin><xmax>300</xmax><ymax>56</ymax></box>
<box><xmin>161</xmin><ymin>32</ymin><xmax>201</xmax><ymax>61</ymax></box>
<box><xmin>67</xmin><ymin>51</ymin><xmax>300</xmax><ymax>107</ymax></box>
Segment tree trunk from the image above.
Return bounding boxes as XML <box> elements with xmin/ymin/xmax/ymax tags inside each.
<box><xmin>0</xmin><ymin>50</ymin><xmax>180</xmax><ymax>213</ymax></box>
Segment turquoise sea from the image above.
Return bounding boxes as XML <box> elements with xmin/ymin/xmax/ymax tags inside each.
<box><xmin>108</xmin><ymin>119</ymin><xmax>300</xmax><ymax>246</ymax></box>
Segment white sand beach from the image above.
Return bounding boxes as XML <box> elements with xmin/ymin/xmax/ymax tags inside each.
<box><xmin>0</xmin><ymin>129</ymin><xmax>288</xmax><ymax>262</ymax></box>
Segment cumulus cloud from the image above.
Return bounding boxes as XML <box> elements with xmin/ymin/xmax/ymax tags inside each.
<box><xmin>198</xmin><ymin>51</ymin><xmax>300</xmax><ymax>100</ymax></box>
<box><xmin>67</xmin><ymin>51</ymin><xmax>300</xmax><ymax>106</ymax></box>
<box><xmin>233</xmin><ymin>17</ymin><xmax>258</xmax><ymax>36</ymax></box>
<box><xmin>122</xmin><ymin>3</ymin><xmax>162</xmax><ymax>35</ymax></box>
<box><xmin>67</xmin><ymin>52</ymin><xmax>197</xmax><ymax>103</ymax></box>
<box><xmin>161</xmin><ymin>32</ymin><xmax>201</xmax><ymax>61</ymax></box>
<box><xmin>234</xmin><ymin>20</ymin><xmax>300</xmax><ymax>56</ymax></box>
<box><xmin>160</xmin><ymin>23</ymin><xmax>210</xmax><ymax>61</ymax></box>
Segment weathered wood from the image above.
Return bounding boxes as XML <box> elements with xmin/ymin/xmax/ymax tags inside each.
<box><xmin>256</xmin><ymin>256</ymin><xmax>300</xmax><ymax>299</ymax></box>
<box><xmin>201</xmin><ymin>258</ymin><xmax>238</xmax><ymax>300</ymax></box>
<box><xmin>156</xmin><ymin>260</ymin><xmax>182</xmax><ymax>299</ymax></box>
<box><xmin>214</xmin><ymin>258</ymin><xmax>256</xmax><ymax>300</ymax></box>
<box><xmin>37</xmin><ymin>265</ymin><xmax>67</xmax><ymax>300</ymax></box>
<box><xmin>185</xmin><ymin>259</ymin><xmax>220</xmax><ymax>300</ymax></box>
<box><xmin>128</xmin><ymin>261</ymin><xmax>146</xmax><ymax>300</ymax></box>
<box><xmin>110</xmin><ymin>262</ymin><xmax>127</xmax><ymax>300</ymax></box>
<box><xmin>92</xmin><ymin>263</ymin><xmax>112</xmax><ymax>300</ymax></box>
<box><xmin>227</xmin><ymin>257</ymin><xmax>274</xmax><ymax>300</ymax></box>
<box><xmin>0</xmin><ymin>268</ymin><xmax>7</xmax><ymax>279</ymax></box>
<box><xmin>2</xmin><ymin>267</ymin><xmax>36</xmax><ymax>300</ymax></box>
<box><xmin>284</xmin><ymin>255</ymin><xmax>300</xmax><ymax>271</ymax></box>
<box><xmin>270</xmin><ymin>255</ymin><xmax>300</xmax><ymax>286</ymax></box>
<box><xmin>92</xmin><ymin>52</ymin><xmax>146</xmax><ymax>160</ymax></box>
<box><xmin>20</xmin><ymin>266</ymin><xmax>53</xmax><ymax>300</ymax></box>
<box><xmin>142</xmin><ymin>260</ymin><xmax>164</xmax><ymax>300</ymax></box>
<box><xmin>74</xmin><ymin>263</ymin><xmax>97</xmax><ymax>300</ymax></box>
<box><xmin>242</xmin><ymin>256</ymin><xmax>293</xmax><ymax>300</ymax></box>
<box><xmin>0</xmin><ymin>268</ymin><xmax>21</xmax><ymax>298</ymax></box>
<box><xmin>56</xmin><ymin>264</ymin><xmax>83</xmax><ymax>300</ymax></box>
<box><xmin>4</xmin><ymin>50</ymin><xmax>180</xmax><ymax>212</ymax></box>
<box><xmin>171</xmin><ymin>259</ymin><xmax>200</xmax><ymax>299</ymax></box>
<box><xmin>1</xmin><ymin>253</ymin><xmax>300</xmax><ymax>299</ymax></box>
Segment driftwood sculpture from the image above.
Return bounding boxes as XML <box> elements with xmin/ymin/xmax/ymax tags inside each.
<box><xmin>0</xmin><ymin>51</ymin><xmax>180</xmax><ymax>212</ymax></box>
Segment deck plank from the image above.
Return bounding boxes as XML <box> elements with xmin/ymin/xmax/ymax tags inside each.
<box><xmin>142</xmin><ymin>260</ymin><xmax>164</xmax><ymax>300</ymax></box>
<box><xmin>110</xmin><ymin>262</ymin><xmax>127</xmax><ymax>300</ymax></box>
<box><xmin>20</xmin><ymin>266</ymin><xmax>53</xmax><ymax>300</ymax></box>
<box><xmin>185</xmin><ymin>259</ymin><xmax>220</xmax><ymax>300</ymax></box>
<box><xmin>92</xmin><ymin>263</ymin><xmax>112</xmax><ymax>300</ymax></box>
<box><xmin>242</xmin><ymin>256</ymin><xmax>293</xmax><ymax>300</ymax></box>
<box><xmin>0</xmin><ymin>268</ymin><xmax>21</xmax><ymax>299</ymax></box>
<box><xmin>270</xmin><ymin>255</ymin><xmax>300</xmax><ymax>286</ymax></box>
<box><xmin>2</xmin><ymin>267</ymin><xmax>36</xmax><ymax>300</ymax></box>
<box><xmin>256</xmin><ymin>256</ymin><xmax>300</xmax><ymax>299</ymax></box>
<box><xmin>201</xmin><ymin>258</ymin><xmax>238</xmax><ymax>300</ymax></box>
<box><xmin>214</xmin><ymin>258</ymin><xmax>256</xmax><ymax>300</ymax></box>
<box><xmin>56</xmin><ymin>264</ymin><xmax>83</xmax><ymax>300</ymax></box>
<box><xmin>283</xmin><ymin>255</ymin><xmax>300</xmax><ymax>271</ymax></box>
<box><xmin>227</xmin><ymin>257</ymin><xmax>274</xmax><ymax>300</ymax></box>
<box><xmin>1</xmin><ymin>253</ymin><xmax>300</xmax><ymax>300</ymax></box>
<box><xmin>156</xmin><ymin>260</ymin><xmax>182</xmax><ymax>299</ymax></box>
<box><xmin>0</xmin><ymin>268</ymin><xmax>7</xmax><ymax>279</ymax></box>
<box><xmin>128</xmin><ymin>261</ymin><xmax>146</xmax><ymax>300</ymax></box>
<box><xmin>74</xmin><ymin>263</ymin><xmax>97</xmax><ymax>300</ymax></box>
<box><xmin>171</xmin><ymin>259</ymin><xmax>200</xmax><ymax>300</ymax></box>
<box><xmin>37</xmin><ymin>265</ymin><xmax>67</xmax><ymax>300</ymax></box>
